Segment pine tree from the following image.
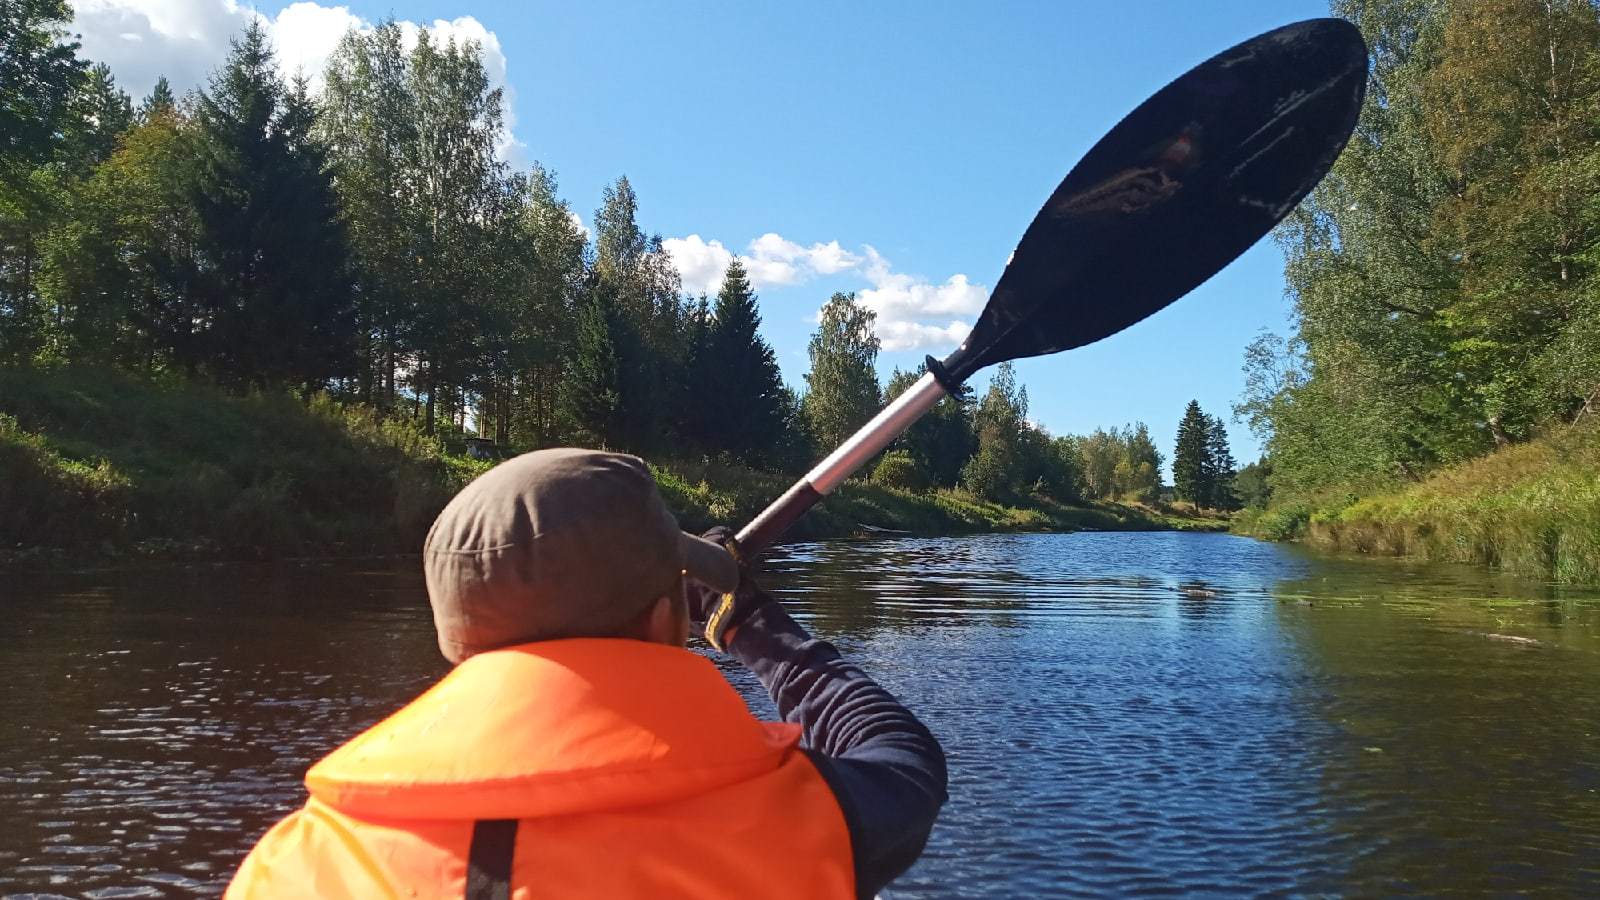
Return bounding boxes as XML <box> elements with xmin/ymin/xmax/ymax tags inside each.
<box><xmin>61</xmin><ymin>63</ymin><xmax>133</xmax><ymax>177</ymax></box>
<box><xmin>139</xmin><ymin>77</ymin><xmax>176</xmax><ymax>122</ymax></box>
<box><xmin>1173</xmin><ymin>399</ymin><xmax>1209</xmax><ymax>506</ymax></box>
<box><xmin>802</xmin><ymin>293</ymin><xmax>881</xmax><ymax>451</ymax></box>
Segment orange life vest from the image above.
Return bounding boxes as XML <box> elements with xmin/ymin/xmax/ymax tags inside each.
<box><xmin>226</xmin><ymin>639</ymin><xmax>855</xmax><ymax>899</ymax></box>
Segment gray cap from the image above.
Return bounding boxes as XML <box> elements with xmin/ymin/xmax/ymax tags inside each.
<box><xmin>423</xmin><ymin>448</ymin><xmax>739</xmax><ymax>662</ymax></box>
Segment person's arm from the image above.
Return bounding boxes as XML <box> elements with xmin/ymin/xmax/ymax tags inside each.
<box><xmin>729</xmin><ymin>602</ymin><xmax>947</xmax><ymax>900</ymax></box>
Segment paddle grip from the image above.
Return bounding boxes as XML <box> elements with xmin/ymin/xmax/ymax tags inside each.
<box><xmin>736</xmin><ymin>481</ymin><xmax>825</xmax><ymax>554</ymax></box>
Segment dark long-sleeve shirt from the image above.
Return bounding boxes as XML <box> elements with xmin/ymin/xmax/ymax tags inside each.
<box><xmin>729</xmin><ymin>603</ymin><xmax>948</xmax><ymax>899</ymax></box>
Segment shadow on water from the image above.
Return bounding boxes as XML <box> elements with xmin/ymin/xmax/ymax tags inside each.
<box><xmin>2</xmin><ymin>533</ymin><xmax>1598</xmax><ymax>896</ymax></box>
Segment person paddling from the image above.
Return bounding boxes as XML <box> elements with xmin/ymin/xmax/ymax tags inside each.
<box><xmin>227</xmin><ymin>448</ymin><xmax>947</xmax><ymax>899</ymax></box>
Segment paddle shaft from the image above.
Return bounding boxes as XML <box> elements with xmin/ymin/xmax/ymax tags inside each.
<box><xmin>735</xmin><ymin>371</ymin><xmax>947</xmax><ymax>552</ymax></box>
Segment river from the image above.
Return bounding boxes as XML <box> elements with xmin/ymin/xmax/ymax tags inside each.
<box><xmin>3</xmin><ymin>532</ymin><xmax>1599</xmax><ymax>897</ymax></box>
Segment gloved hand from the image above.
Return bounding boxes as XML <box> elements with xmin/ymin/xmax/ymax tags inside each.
<box><xmin>686</xmin><ymin>526</ymin><xmax>774</xmax><ymax>651</ymax></box>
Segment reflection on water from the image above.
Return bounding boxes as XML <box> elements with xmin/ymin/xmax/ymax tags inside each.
<box><xmin>2</xmin><ymin>533</ymin><xmax>1598</xmax><ymax>896</ymax></box>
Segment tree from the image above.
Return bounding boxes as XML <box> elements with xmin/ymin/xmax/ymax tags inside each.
<box><xmin>0</xmin><ymin>0</ymin><xmax>86</xmax><ymax>188</ymax></box>
<box><xmin>320</xmin><ymin>20</ymin><xmax>420</xmax><ymax>405</ymax></box>
<box><xmin>1204</xmin><ymin>414</ymin><xmax>1238</xmax><ymax>510</ymax></box>
<box><xmin>557</xmin><ymin>289</ymin><xmax>624</xmax><ymax>447</ymax></box>
<box><xmin>189</xmin><ymin>22</ymin><xmax>354</xmax><ymax>388</ymax></box>
<box><xmin>0</xmin><ymin>0</ymin><xmax>87</xmax><ymax>364</ymax></box>
<box><xmin>1119</xmin><ymin>422</ymin><xmax>1162</xmax><ymax>503</ymax></box>
<box><xmin>403</xmin><ymin>29</ymin><xmax>510</xmax><ymax>430</ymax></box>
<box><xmin>1078</xmin><ymin>427</ymin><xmax>1123</xmax><ymax>500</ymax></box>
<box><xmin>504</xmin><ymin>163</ymin><xmax>587</xmax><ymax>446</ymax></box>
<box><xmin>694</xmin><ymin>260</ymin><xmax>787</xmax><ymax>462</ymax></box>
<box><xmin>139</xmin><ymin>77</ymin><xmax>177</xmax><ymax>122</ymax></box>
<box><xmin>586</xmin><ymin>176</ymin><xmax>690</xmax><ymax>451</ymax></box>
<box><xmin>886</xmin><ymin>364</ymin><xmax>977</xmax><ymax>488</ymax></box>
<box><xmin>59</xmin><ymin>63</ymin><xmax>132</xmax><ymax>178</ymax></box>
<box><xmin>802</xmin><ymin>293</ymin><xmax>881</xmax><ymax>451</ymax></box>
<box><xmin>39</xmin><ymin>104</ymin><xmax>201</xmax><ymax>369</ymax></box>
<box><xmin>1234</xmin><ymin>459</ymin><xmax>1272</xmax><ymax>510</ymax></box>
<box><xmin>1173</xmin><ymin>400</ymin><xmax>1210</xmax><ymax>505</ymax></box>
<box><xmin>963</xmin><ymin>362</ymin><xmax>1026</xmax><ymax>502</ymax></box>
<box><xmin>1257</xmin><ymin>0</ymin><xmax>1600</xmax><ymax>504</ymax></box>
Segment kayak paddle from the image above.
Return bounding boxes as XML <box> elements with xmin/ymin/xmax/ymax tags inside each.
<box><xmin>736</xmin><ymin>17</ymin><xmax>1369</xmax><ymax>553</ymax></box>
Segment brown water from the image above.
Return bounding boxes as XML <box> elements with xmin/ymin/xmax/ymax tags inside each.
<box><xmin>3</xmin><ymin>532</ymin><xmax>1599</xmax><ymax>897</ymax></box>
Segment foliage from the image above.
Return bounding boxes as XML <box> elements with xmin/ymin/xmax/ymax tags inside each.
<box><xmin>1299</xmin><ymin>421</ymin><xmax>1600</xmax><ymax>585</ymax></box>
<box><xmin>803</xmin><ymin>292</ymin><xmax>881</xmax><ymax>450</ymax></box>
<box><xmin>188</xmin><ymin>24</ymin><xmax>354</xmax><ymax>389</ymax></box>
<box><xmin>871</xmin><ymin>449</ymin><xmax>929</xmax><ymax>492</ymax></box>
<box><xmin>1076</xmin><ymin>421</ymin><xmax>1162</xmax><ymax>502</ymax></box>
<box><xmin>0</xmin><ymin>0</ymin><xmax>86</xmax><ymax>187</ymax></box>
<box><xmin>692</xmin><ymin>260</ymin><xmax>788</xmax><ymax>463</ymax></box>
<box><xmin>1252</xmin><ymin>0</ymin><xmax>1600</xmax><ymax>506</ymax></box>
<box><xmin>0</xmin><ymin>367</ymin><xmax>482</xmax><ymax>559</ymax></box>
<box><xmin>1233</xmin><ymin>459</ymin><xmax>1272</xmax><ymax>510</ymax></box>
<box><xmin>885</xmin><ymin>365</ymin><xmax>977</xmax><ymax>487</ymax></box>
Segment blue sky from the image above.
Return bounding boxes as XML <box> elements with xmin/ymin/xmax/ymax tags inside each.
<box><xmin>76</xmin><ymin>0</ymin><xmax>1337</xmax><ymax>471</ymax></box>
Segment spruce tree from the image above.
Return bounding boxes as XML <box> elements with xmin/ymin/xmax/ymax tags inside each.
<box><xmin>190</xmin><ymin>22</ymin><xmax>354</xmax><ymax>388</ymax></box>
<box><xmin>1173</xmin><ymin>399</ymin><xmax>1210</xmax><ymax>506</ymax></box>
<box><xmin>1205</xmin><ymin>414</ymin><xmax>1238</xmax><ymax>510</ymax></box>
<box><xmin>558</xmin><ymin>288</ymin><xmax>623</xmax><ymax>447</ymax></box>
<box><xmin>701</xmin><ymin>260</ymin><xmax>786</xmax><ymax>462</ymax></box>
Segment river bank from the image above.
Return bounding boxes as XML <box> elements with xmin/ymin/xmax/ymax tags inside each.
<box><xmin>0</xmin><ymin>368</ymin><xmax>1219</xmax><ymax>570</ymax></box>
<box><xmin>1234</xmin><ymin>422</ymin><xmax>1600</xmax><ymax>585</ymax></box>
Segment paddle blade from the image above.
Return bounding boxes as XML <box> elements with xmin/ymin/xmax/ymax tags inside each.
<box><xmin>942</xmin><ymin>18</ymin><xmax>1367</xmax><ymax>381</ymax></box>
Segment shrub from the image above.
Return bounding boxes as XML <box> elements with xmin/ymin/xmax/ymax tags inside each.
<box><xmin>871</xmin><ymin>450</ymin><xmax>928</xmax><ymax>492</ymax></box>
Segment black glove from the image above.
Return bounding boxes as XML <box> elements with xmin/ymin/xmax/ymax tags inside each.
<box><xmin>686</xmin><ymin>526</ymin><xmax>774</xmax><ymax>651</ymax></box>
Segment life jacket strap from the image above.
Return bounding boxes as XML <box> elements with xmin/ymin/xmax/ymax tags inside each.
<box><xmin>465</xmin><ymin>818</ymin><xmax>518</xmax><ymax>900</ymax></box>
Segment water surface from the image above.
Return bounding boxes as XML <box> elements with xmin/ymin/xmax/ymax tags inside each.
<box><xmin>3</xmin><ymin>532</ymin><xmax>1598</xmax><ymax>897</ymax></box>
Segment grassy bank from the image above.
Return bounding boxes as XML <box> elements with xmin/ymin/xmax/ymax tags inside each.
<box><xmin>1236</xmin><ymin>422</ymin><xmax>1600</xmax><ymax>584</ymax></box>
<box><xmin>0</xmin><ymin>367</ymin><xmax>489</xmax><ymax>566</ymax></box>
<box><xmin>0</xmin><ymin>367</ymin><xmax>1216</xmax><ymax>570</ymax></box>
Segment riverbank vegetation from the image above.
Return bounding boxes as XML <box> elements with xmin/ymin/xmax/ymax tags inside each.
<box><xmin>1292</xmin><ymin>422</ymin><xmax>1600</xmax><ymax>584</ymax></box>
<box><xmin>1235</xmin><ymin>0</ymin><xmax>1600</xmax><ymax>583</ymax></box>
<box><xmin>0</xmin><ymin>4</ymin><xmax>1217</xmax><ymax>565</ymax></box>
<box><xmin>0</xmin><ymin>368</ymin><xmax>1217</xmax><ymax>567</ymax></box>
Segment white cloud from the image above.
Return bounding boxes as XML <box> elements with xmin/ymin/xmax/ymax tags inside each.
<box><xmin>662</xmin><ymin>231</ymin><xmax>987</xmax><ymax>352</ymax></box>
<box><xmin>854</xmin><ymin>245</ymin><xmax>986</xmax><ymax>351</ymax></box>
<box><xmin>71</xmin><ymin>1</ymin><xmax>521</xmax><ymax>158</ymax></box>
<box><xmin>663</xmin><ymin>231</ymin><xmax>867</xmax><ymax>295</ymax></box>
<box><xmin>661</xmin><ymin>234</ymin><xmax>735</xmax><ymax>296</ymax></box>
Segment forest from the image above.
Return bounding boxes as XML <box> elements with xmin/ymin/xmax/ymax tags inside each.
<box><xmin>2</xmin><ymin>1</ymin><xmax>1226</xmax><ymax>559</ymax></box>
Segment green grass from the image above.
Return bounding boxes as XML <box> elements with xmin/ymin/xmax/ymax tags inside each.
<box><xmin>0</xmin><ymin>366</ymin><xmax>488</xmax><ymax>565</ymax></box>
<box><xmin>0</xmin><ymin>366</ymin><xmax>1220</xmax><ymax>569</ymax></box>
<box><xmin>1239</xmin><ymin>422</ymin><xmax>1600</xmax><ymax>584</ymax></box>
